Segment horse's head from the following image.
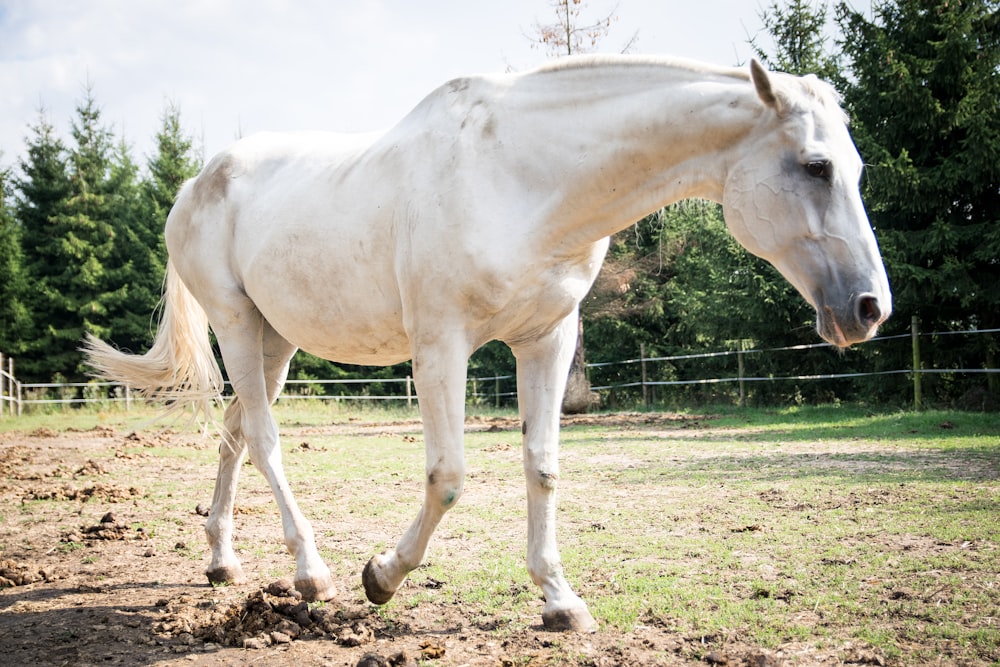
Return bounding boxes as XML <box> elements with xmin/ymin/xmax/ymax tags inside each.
<box><xmin>722</xmin><ymin>60</ymin><xmax>891</xmax><ymax>347</ymax></box>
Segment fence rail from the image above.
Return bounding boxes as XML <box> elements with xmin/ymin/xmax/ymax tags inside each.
<box><xmin>2</xmin><ymin>324</ymin><xmax>997</xmax><ymax>416</ymax></box>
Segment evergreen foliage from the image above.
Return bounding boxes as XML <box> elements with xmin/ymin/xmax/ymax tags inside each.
<box><xmin>15</xmin><ymin>111</ymin><xmax>74</xmax><ymax>379</ymax></box>
<box><xmin>9</xmin><ymin>97</ymin><xmax>202</xmax><ymax>382</ymax></box>
<box><xmin>751</xmin><ymin>0</ymin><xmax>839</xmax><ymax>78</ymax></box>
<box><xmin>835</xmin><ymin>0</ymin><xmax>1000</xmax><ymax>403</ymax></box>
<box><xmin>0</xmin><ymin>158</ymin><xmax>31</xmax><ymax>355</ymax></box>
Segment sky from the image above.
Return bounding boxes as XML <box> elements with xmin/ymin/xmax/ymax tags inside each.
<box><xmin>0</xmin><ymin>0</ymin><xmax>777</xmax><ymax>169</ymax></box>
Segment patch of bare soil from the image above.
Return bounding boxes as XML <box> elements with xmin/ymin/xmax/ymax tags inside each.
<box><xmin>21</xmin><ymin>482</ymin><xmax>146</xmax><ymax>503</ymax></box>
<box><xmin>0</xmin><ymin>417</ymin><xmax>991</xmax><ymax>666</ymax></box>
<box><xmin>471</xmin><ymin>412</ymin><xmax>713</xmax><ymax>432</ymax></box>
<box><xmin>146</xmin><ymin>579</ymin><xmax>797</xmax><ymax>667</ymax></box>
<box><xmin>291</xmin><ymin>411</ymin><xmax>712</xmax><ymax>439</ymax></box>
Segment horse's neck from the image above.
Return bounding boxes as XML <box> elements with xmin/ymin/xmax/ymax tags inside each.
<box><xmin>505</xmin><ymin>60</ymin><xmax>759</xmax><ymax>246</ymax></box>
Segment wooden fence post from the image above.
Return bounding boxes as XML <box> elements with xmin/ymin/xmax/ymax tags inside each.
<box><xmin>9</xmin><ymin>357</ymin><xmax>20</xmax><ymax>417</ymax></box>
<box><xmin>640</xmin><ymin>343</ymin><xmax>649</xmax><ymax>408</ymax></box>
<box><xmin>737</xmin><ymin>345</ymin><xmax>746</xmax><ymax>408</ymax></box>
<box><xmin>0</xmin><ymin>351</ymin><xmax>5</xmax><ymax>418</ymax></box>
<box><xmin>987</xmin><ymin>348</ymin><xmax>998</xmax><ymax>395</ymax></box>
<box><xmin>911</xmin><ymin>315</ymin><xmax>922</xmax><ymax>411</ymax></box>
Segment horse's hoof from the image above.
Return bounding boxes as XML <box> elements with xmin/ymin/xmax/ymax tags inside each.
<box><xmin>362</xmin><ymin>556</ymin><xmax>396</xmax><ymax>605</ymax></box>
<box><xmin>205</xmin><ymin>564</ymin><xmax>247</xmax><ymax>586</ymax></box>
<box><xmin>542</xmin><ymin>606</ymin><xmax>598</xmax><ymax>632</ymax></box>
<box><xmin>294</xmin><ymin>573</ymin><xmax>337</xmax><ymax>602</ymax></box>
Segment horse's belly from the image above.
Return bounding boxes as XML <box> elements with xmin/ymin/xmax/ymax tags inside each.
<box><xmin>260</xmin><ymin>293</ymin><xmax>411</xmax><ymax>366</ymax></box>
<box><xmin>243</xmin><ymin>250</ymin><xmax>411</xmax><ymax>366</ymax></box>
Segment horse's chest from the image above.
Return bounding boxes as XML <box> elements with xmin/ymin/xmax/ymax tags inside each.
<box><xmin>462</xmin><ymin>249</ymin><xmax>606</xmax><ymax>346</ymax></box>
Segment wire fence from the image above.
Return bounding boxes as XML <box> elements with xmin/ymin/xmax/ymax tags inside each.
<box><xmin>1</xmin><ymin>325</ymin><xmax>997</xmax><ymax>416</ymax></box>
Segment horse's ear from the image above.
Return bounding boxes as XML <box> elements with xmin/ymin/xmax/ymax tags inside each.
<box><xmin>750</xmin><ymin>59</ymin><xmax>784</xmax><ymax>114</ymax></box>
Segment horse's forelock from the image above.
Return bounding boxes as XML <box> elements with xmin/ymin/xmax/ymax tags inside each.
<box><xmin>789</xmin><ymin>73</ymin><xmax>849</xmax><ymax>125</ymax></box>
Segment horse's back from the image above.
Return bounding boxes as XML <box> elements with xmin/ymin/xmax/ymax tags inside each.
<box><xmin>162</xmin><ymin>81</ymin><xmax>605</xmax><ymax>365</ymax></box>
<box><xmin>165</xmin><ymin>131</ymin><xmax>416</xmax><ymax>365</ymax></box>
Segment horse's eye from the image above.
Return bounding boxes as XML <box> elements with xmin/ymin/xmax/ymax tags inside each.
<box><xmin>805</xmin><ymin>160</ymin><xmax>831</xmax><ymax>179</ymax></box>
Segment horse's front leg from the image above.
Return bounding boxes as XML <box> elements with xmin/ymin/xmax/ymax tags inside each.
<box><xmin>513</xmin><ymin>311</ymin><xmax>597</xmax><ymax>632</ymax></box>
<box><xmin>363</xmin><ymin>336</ymin><xmax>469</xmax><ymax>604</ymax></box>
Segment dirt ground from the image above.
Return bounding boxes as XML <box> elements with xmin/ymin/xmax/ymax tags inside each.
<box><xmin>0</xmin><ymin>415</ymin><xmax>986</xmax><ymax>666</ymax></box>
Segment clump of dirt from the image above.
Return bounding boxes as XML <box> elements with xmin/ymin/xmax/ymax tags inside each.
<box><xmin>0</xmin><ymin>559</ymin><xmax>63</xmax><ymax>587</ymax></box>
<box><xmin>356</xmin><ymin>651</ymin><xmax>419</xmax><ymax>667</ymax></box>
<box><xmin>73</xmin><ymin>459</ymin><xmax>107</xmax><ymax>477</ymax></box>
<box><xmin>66</xmin><ymin>425</ymin><xmax>118</xmax><ymax>438</ymax></box>
<box><xmin>122</xmin><ymin>430</ymin><xmax>177</xmax><ymax>448</ymax></box>
<box><xmin>61</xmin><ymin>511</ymin><xmax>149</xmax><ymax>543</ymax></box>
<box><xmin>0</xmin><ymin>445</ymin><xmax>36</xmax><ymax>478</ymax></box>
<box><xmin>0</xmin><ymin>449</ymin><xmax>104</xmax><ymax>482</ymax></box>
<box><xmin>22</xmin><ymin>482</ymin><xmax>144</xmax><ymax>503</ymax></box>
<box><xmin>292</xmin><ymin>441</ymin><xmax>327</xmax><ymax>453</ymax></box>
<box><xmin>156</xmin><ymin>581</ymin><xmax>385</xmax><ymax>650</ymax></box>
<box><xmin>151</xmin><ymin>582</ymin><xmax>491</xmax><ymax>665</ymax></box>
<box><xmin>113</xmin><ymin>447</ymin><xmax>148</xmax><ymax>460</ymax></box>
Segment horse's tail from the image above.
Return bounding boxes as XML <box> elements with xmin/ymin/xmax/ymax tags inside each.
<box><xmin>82</xmin><ymin>260</ymin><xmax>223</xmax><ymax>421</ymax></box>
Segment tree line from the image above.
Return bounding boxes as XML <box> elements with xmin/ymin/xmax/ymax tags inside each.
<box><xmin>1</xmin><ymin>0</ymin><xmax>997</xmax><ymax>409</ymax></box>
<box><xmin>0</xmin><ymin>92</ymin><xmax>200</xmax><ymax>383</ymax></box>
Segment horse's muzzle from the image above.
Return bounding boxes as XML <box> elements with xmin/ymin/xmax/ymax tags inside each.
<box><xmin>818</xmin><ymin>292</ymin><xmax>891</xmax><ymax>348</ymax></box>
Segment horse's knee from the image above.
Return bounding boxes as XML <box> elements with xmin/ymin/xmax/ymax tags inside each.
<box><xmin>528</xmin><ymin>467</ymin><xmax>559</xmax><ymax>492</ymax></box>
<box><xmin>204</xmin><ymin>513</ymin><xmax>224</xmax><ymax>542</ymax></box>
<box><xmin>427</xmin><ymin>464</ymin><xmax>465</xmax><ymax>509</ymax></box>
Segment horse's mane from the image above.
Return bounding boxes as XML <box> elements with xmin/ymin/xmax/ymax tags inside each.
<box><xmin>530</xmin><ymin>53</ymin><xmax>743</xmax><ymax>81</ymax></box>
<box><xmin>528</xmin><ymin>54</ymin><xmax>849</xmax><ymax>124</ymax></box>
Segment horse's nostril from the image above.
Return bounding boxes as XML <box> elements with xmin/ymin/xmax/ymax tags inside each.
<box><xmin>857</xmin><ymin>295</ymin><xmax>881</xmax><ymax>327</ymax></box>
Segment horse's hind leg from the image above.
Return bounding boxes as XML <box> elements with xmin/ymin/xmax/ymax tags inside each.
<box><xmin>204</xmin><ymin>398</ymin><xmax>249</xmax><ymax>585</ymax></box>
<box><xmin>204</xmin><ymin>322</ymin><xmax>297</xmax><ymax>587</ymax></box>
<box><xmin>207</xmin><ymin>313</ymin><xmax>334</xmax><ymax>600</ymax></box>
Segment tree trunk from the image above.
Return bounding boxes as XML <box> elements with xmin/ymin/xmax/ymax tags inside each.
<box><xmin>562</xmin><ymin>317</ymin><xmax>593</xmax><ymax>414</ymax></box>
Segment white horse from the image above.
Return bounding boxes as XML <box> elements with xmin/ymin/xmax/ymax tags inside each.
<box><xmin>85</xmin><ymin>55</ymin><xmax>891</xmax><ymax>632</ymax></box>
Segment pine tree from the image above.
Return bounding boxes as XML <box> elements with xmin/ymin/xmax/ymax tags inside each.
<box><xmin>106</xmin><ymin>102</ymin><xmax>201</xmax><ymax>353</ymax></box>
<box><xmin>18</xmin><ymin>87</ymin><xmax>118</xmax><ymax>380</ymax></box>
<box><xmin>146</xmin><ymin>101</ymin><xmax>201</xmax><ymax>218</ymax></box>
<box><xmin>751</xmin><ymin>0</ymin><xmax>838</xmax><ymax>78</ymax></box>
<box><xmin>836</xmin><ymin>0</ymin><xmax>1000</xmax><ymax>402</ymax></box>
<box><xmin>103</xmin><ymin>138</ymin><xmax>151</xmax><ymax>353</ymax></box>
<box><xmin>0</xmin><ymin>157</ymin><xmax>31</xmax><ymax>356</ymax></box>
<box><xmin>16</xmin><ymin>111</ymin><xmax>72</xmax><ymax>380</ymax></box>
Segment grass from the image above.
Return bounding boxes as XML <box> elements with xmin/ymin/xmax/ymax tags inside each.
<box><xmin>577</xmin><ymin>411</ymin><xmax>985</xmax><ymax>659</ymax></box>
<box><xmin>2</xmin><ymin>402</ymin><xmax>998</xmax><ymax>663</ymax></box>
